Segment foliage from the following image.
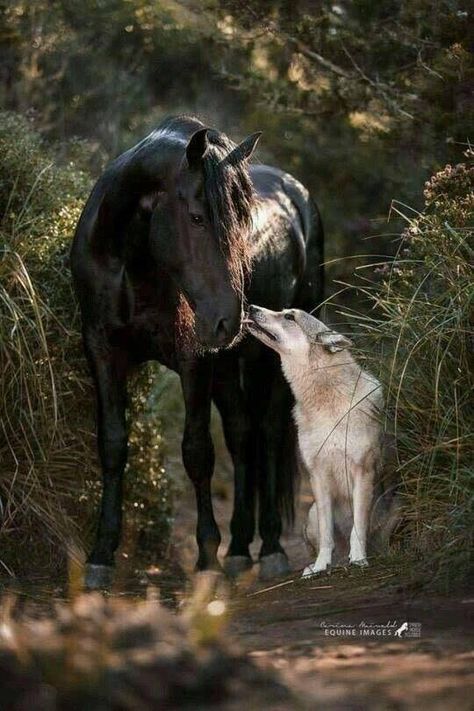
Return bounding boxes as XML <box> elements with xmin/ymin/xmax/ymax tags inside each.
<box><xmin>0</xmin><ymin>113</ymin><xmax>172</xmax><ymax>576</ymax></box>
<box><xmin>347</xmin><ymin>157</ymin><xmax>473</xmax><ymax>588</ymax></box>
<box><xmin>2</xmin><ymin>0</ymin><xmax>471</xmax><ymax>310</ymax></box>
<box><xmin>123</xmin><ymin>364</ymin><xmax>173</xmax><ymax>561</ymax></box>
<box><xmin>0</xmin><ymin>1</ymin><xmax>472</xmax><ymax>587</ymax></box>
<box><xmin>0</xmin><ymin>0</ymin><xmax>229</xmax><ymax>162</ymax></box>
<box><xmin>0</xmin><ymin>578</ymin><xmax>295</xmax><ymax>709</ymax></box>
<box><xmin>0</xmin><ymin>111</ymin><xmax>93</xmax><ymax>574</ymax></box>
<box><xmin>204</xmin><ymin>0</ymin><xmax>473</xmax><ymax>307</ymax></box>
<box><xmin>211</xmin><ymin>1</ymin><xmax>472</xmax><ymax>131</ymax></box>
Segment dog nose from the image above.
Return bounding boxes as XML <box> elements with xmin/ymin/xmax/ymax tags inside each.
<box><xmin>248</xmin><ymin>304</ymin><xmax>258</xmax><ymax>318</ymax></box>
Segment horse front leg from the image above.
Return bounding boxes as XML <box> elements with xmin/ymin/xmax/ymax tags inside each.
<box><xmin>84</xmin><ymin>329</ymin><xmax>129</xmax><ymax>588</ymax></box>
<box><xmin>212</xmin><ymin>353</ymin><xmax>255</xmax><ymax>578</ymax></box>
<box><xmin>180</xmin><ymin>358</ymin><xmax>221</xmax><ymax>571</ymax></box>
<box><xmin>246</xmin><ymin>350</ymin><xmax>292</xmax><ymax>580</ymax></box>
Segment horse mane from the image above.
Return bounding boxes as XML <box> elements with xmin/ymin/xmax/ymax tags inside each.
<box><xmin>201</xmin><ymin>129</ymin><xmax>255</xmax><ymax>294</ymax></box>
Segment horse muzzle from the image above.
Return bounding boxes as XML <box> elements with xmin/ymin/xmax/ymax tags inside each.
<box><xmin>195</xmin><ymin>304</ymin><xmax>242</xmax><ymax>349</ymax></box>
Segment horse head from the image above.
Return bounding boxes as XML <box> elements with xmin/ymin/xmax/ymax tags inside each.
<box><xmin>144</xmin><ymin>123</ymin><xmax>261</xmax><ymax>350</ymax></box>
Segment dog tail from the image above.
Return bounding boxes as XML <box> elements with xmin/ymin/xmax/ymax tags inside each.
<box><xmin>370</xmin><ymin>433</ymin><xmax>401</xmax><ymax>552</ymax></box>
<box><xmin>370</xmin><ymin>489</ymin><xmax>401</xmax><ymax>553</ymax></box>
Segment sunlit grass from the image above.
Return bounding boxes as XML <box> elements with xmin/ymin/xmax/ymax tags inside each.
<box><xmin>0</xmin><ymin>113</ymin><xmax>173</xmax><ymax>577</ymax></box>
<box><xmin>340</xmin><ymin>158</ymin><xmax>473</xmax><ymax>589</ymax></box>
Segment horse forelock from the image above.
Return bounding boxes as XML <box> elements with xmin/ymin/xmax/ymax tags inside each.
<box><xmin>202</xmin><ymin>132</ymin><xmax>254</xmax><ymax>294</ymax></box>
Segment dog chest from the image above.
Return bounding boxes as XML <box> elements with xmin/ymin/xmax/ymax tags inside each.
<box><xmin>293</xmin><ymin>404</ymin><xmax>380</xmax><ymax>473</ymax></box>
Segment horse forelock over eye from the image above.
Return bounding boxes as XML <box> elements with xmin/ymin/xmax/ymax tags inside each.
<box><xmin>202</xmin><ymin>135</ymin><xmax>255</xmax><ymax>291</ymax></box>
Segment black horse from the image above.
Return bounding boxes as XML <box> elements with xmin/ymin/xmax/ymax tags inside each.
<box><xmin>71</xmin><ymin>115</ymin><xmax>324</xmax><ymax>587</ymax></box>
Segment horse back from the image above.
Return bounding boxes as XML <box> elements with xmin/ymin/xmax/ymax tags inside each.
<box><xmin>248</xmin><ymin>164</ymin><xmax>324</xmax><ymax>312</ymax></box>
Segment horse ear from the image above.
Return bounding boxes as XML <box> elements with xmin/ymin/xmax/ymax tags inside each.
<box><xmin>236</xmin><ymin>131</ymin><xmax>262</xmax><ymax>161</ymax></box>
<box><xmin>186</xmin><ymin>128</ymin><xmax>209</xmax><ymax>168</ymax></box>
<box><xmin>319</xmin><ymin>331</ymin><xmax>353</xmax><ymax>353</ymax></box>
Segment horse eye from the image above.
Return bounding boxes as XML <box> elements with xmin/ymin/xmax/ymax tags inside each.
<box><xmin>284</xmin><ymin>312</ymin><xmax>295</xmax><ymax>321</ymax></box>
<box><xmin>190</xmin><ymin>213</ymin><xmax>204</xmax><ymax>226</ymax></box>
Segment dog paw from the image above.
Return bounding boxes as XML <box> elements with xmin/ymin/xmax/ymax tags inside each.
<box><xmin>301</xmin><ymin>562</ymin><xmax>329</xmax><ymax>578</ymax></box>
<box><xmin>350</xmin><ymin>557</ymin><xmax>369</xmax><ymax>568</ymax></box>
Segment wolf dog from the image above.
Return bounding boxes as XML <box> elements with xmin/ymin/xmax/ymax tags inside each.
<box><xmin>246</xmin><ymin>305</ymin><xmax>396</xmax><ymax>577</ymax></box>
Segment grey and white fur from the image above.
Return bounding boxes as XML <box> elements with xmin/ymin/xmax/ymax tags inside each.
<box><xmin>246</xmin><ymin>305</ymin><xmax>397</xmax><ymax>577</ymax></box>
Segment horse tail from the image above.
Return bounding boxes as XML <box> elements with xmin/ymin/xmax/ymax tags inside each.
<box><xmin>271</xmin><ymin>176</ymin><xmax>324</xmax><ymax>527</ymax></box>
<box><xmin>277</xmin><ymin>400</ymin><xmax>300</xmax><ymax>528</ymax></box>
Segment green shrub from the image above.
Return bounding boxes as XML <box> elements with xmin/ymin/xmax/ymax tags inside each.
<box><xmin>0</xmin><ymin>113</ymin><xmax>172</xmax><ymax>576</ymax></box>
<box><xmin>353</xmin><ymin>156</ymin><xmax>473</xmax><ymax>589</ymax></box>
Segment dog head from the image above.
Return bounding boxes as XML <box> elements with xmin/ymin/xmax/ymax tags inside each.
<box><xmin>245</xmin><ymin>305</ymin><xmax>353</xmax><ymax>358</ymax></box>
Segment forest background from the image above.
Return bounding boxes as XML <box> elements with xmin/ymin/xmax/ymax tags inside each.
<box><xmin>0</xmin><ymin>0</ymin><xmax>472</xmax><ymax>588</ymax></box>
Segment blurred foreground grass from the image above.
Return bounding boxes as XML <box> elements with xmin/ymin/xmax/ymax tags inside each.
<box><xmin>0</xmin><ymin>573</ymin><xmax>295</xmax><ymax>710</ymax></box>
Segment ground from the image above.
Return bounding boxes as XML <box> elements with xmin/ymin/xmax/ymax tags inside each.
<box><xmin>1</xmin><ymin>398</ymin><xmax>473</xmax><ymax>709</ymax></box>
<box><xmin>167</xmin><ymin>476</ymin><xmax>474</xmax><ymax>710</ymax></box>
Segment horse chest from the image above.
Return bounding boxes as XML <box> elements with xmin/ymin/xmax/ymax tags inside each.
<box><xmin>128</xmin><ymin>314</ymin><xmax>176</xmax><ymax>369</ymax></box>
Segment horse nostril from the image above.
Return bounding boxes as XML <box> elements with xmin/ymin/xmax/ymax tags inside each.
<box><xmin>215</xmin><ymin>317</ymin><xmax>229</xmax><ymax>341</ymax></box>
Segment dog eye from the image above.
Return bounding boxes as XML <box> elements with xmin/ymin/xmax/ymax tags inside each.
<box><xmin>190</xmin><ymin>213</ymin><xmax>204</xmax><ymax>227</ymax></box>
<box><xmin>284</xmin><ymin>312</ymin><xmax>295</xmax><ymax>321</ymax></box>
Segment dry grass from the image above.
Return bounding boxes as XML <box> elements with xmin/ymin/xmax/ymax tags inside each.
<box><xmin>0</xmin><ymin>113</ymin><xmax>172</xmax><ymax>577</ymax></box>
<box><xmin>0</xmin><ymin>112</ymin><xmax>96</xmax><ymax>574</ymax></box>
<box><xmin>341</xmin><ymin>157</ymin><xmax>473</xmax><ymax>588</ymax></box>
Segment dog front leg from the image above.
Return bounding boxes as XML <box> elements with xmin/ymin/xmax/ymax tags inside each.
<box><xmin>349</xmin><ymin>471</ymin><xmax>372</xmax><ymax>566</ymax></box>
<box><xmin>303</xmin><ymin>475</ymin><xmax>334</xmax><ymax>577</ymax></box>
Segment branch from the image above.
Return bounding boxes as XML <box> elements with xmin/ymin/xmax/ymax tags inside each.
<box><xmin>234</xmin><ymin>1</ymin><xmax>350</xmax><ymax>79</ymax></box>
<box><xmin>340</xmin><ymin>42</ymin><xmax>414</xmax><ymax>120</ymax></box>
<box><xmin>286</xmin><ymin>36</ymin><xmax>350</xmax><ymax>79</ymax></box>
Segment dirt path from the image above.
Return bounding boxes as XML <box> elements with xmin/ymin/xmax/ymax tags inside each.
<box><xmin>1</xmin><ymin>379</ymin><xmax>472</xmax><ymax>708</ymax></box>
<box><xmin>1</xmin><ymin>417</ymin><xmax>472</xmax><ymax>709</ymax></box>
<box><xmin>167</xmin><ymin>466</ymin><xmax>474</xmax><ymax>709</ymax></box>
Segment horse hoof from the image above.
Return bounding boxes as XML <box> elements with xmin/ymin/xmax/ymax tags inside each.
<box><xmin>223</xmin><ymin>556</ymin><xmax>253</xmax><ymax>579</ymax></box>
<box><xmin>84</xmin><ymin>563</ymin><xmax>114</xmax><ymax>590</ymax></box>
<box><xmin>259</xmin><ymin>552</ymin><xmax>290</xmax><ymax>581</ymax></box>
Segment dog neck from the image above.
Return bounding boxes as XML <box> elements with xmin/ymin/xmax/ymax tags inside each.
<box><xmin>280</xmin><ymin>347</ymin><xmax>357</xmax><ymax>413</ymax></box>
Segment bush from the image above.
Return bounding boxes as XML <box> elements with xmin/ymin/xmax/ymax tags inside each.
<box><xmin>353</xmin><ymin>156</ymin><xmax>473</xmax><ymax>588</ymax></box>
<box><xmin>0</xmin><ymin>581</ymin><xmax>294</xmax><ymax>709</ymax></box>
<box><xmin>0</xmin><ymin>113</ymin><xmax>172</xmax><ymax>576</ymax></box>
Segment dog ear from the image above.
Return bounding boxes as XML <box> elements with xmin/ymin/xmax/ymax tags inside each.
<box><xmin>319</xmin><ymin>331</ymin><xmax>353</xmax><ymax>353</ymax></box>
